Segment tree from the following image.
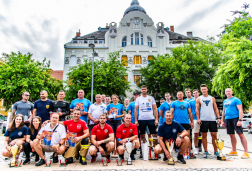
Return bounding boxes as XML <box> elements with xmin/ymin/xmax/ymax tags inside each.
<box><xmin>0</xmin><ymin>52</ymin><xmax>63</xmax><ymax>109</ymax></box>
<box><xmin>65</xmin><ymin>51</ymin><xmax>131</xmax><ymax>102</ymax></box>
<box><xmin>139</xmin><ymin>40</ymin><xmax>223</xmax><ymax>100</ymax></box>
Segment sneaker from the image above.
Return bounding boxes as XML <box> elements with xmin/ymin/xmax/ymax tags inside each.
<box><xmin>189</xmin><ymin>153</ymin><xmax>196</xmax><ymax>159</ymax></box>
<box><xmin>241</xmin><ymin>152</ymin><xmax>250</xmax><ymax>159</ymax></box>
<box><xmin>23</xmin><ymin>158</ymin><xmax>30</xmax><ymax>165</ymax></box>
<box><xmin>22</xmin><ymin>152</ymin><xmax>26</xmax><ymax>158</ymax></box>
<box><xmin>163</xmin><ymin>155</ymin><xmax>168</xmax><ymax>161</ymax></box>
<box><xmin>106</xmin><ymin>155</ymin><xmax>111</xmax><ymax>163</ymax></box>
<box><xmin>35</xmin><ymin>159</ymin><xmax>45</xmax><ymax>166</ymax></box>
<box><xmin>31</xmin><ymin>153</ymin><xmax>36</xmax><ymax>158</ymax></box>
<box><xmin>194</xmin><ymin>148</ymin><xmax>199</xmax><ymax>155</ymax></box>
<box><xmin>177</xmin><ymin>154</ymin><xmax>186</xmax><ymax>164</ymax></box>
<box><xmin>214</xmin><ymin>151</ymin><xmax>219</xmax><ymax>156</ymax></box>
<box><xmin>226</xmin><ymin>151</ymin><xmax>238</xmax><ymax>156</ymax></box>
<box><xmin>157</xmin><ymin>154</ymin><xmax>161</xmax><ymax>159</ymax></box>
<box><xmin>91</xmin><ymin>154</ymin><xmax>97</xmax><ymax>163</ymax></box>
<box><xmin>139</xmin><ymin>153</ymin><xmax>143</xmax><ymax>158</ymax></box>
<box><xmin>53</xmin><ymin>153</ymin><xmax>59</xmax><ymax>163</ymax></box>
<box><xmin>80</xmin><ymin>156</ymin><xmax>87</xmax><ymax>165</ymax></box>
<box><xmin>130</xmin><ymin>153</ymin><xmax>135</xmax><ymax>161</ymax></box>
<box><xmin>203</xmin><ymin>151</ymin><xmax>209</xmax><ymax>158</ymax></box>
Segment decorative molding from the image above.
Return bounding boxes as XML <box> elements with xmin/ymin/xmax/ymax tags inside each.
<box><xmin>65</xmin><ymin>57</ymin><xmax>69</xmax><ymax>64</ymax></box>
<box><xmin>143</xmin><ymin>23</ymin><xmax>147</xmax><ymax>27</ymax></box>
<box><xmin>143</xmin><ymin>57</ymin><xmax>147</xmax><ymax>64</ymax></box>
<box><xmin>100</xmin><ymin>58</ymin><xmax>105</xmax><ymax>62</ymax></box>
<box><xmin>127</xmin><ymin>22</ymin><xmax>130</xmax><ymax>27</ymax></box>
<box><xmin>72</xmin><ymin>50</ymin><xmax>75</xmax><ymax>54</ymax></box>
<box><xmin>128</xmin><ymin>57</ymin><xmax>133</xmax><ymax>64</ymax></box>
<box><xmin>77</xmin><ymin>57</ymin><xmax>81</xmax><ymax>64</ymax></box>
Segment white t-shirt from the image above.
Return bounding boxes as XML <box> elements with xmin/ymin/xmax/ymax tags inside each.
<box><xmin>88</xmin><ymin>103</ymin><xmax>107</xmax><ymax>125</ymax></box>
<box><xmin>38</xmin><ymin>123</ymin><xmax>66</xmax><ymax>145</ymax></box>
<box><xmin>135</xmin><ymin>95</ymin><xmax>156</xmax><ymax>120</ymax></box>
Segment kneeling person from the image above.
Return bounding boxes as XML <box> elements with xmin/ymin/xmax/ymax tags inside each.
<box><xmin>33</xmin><ymin>113</ymin><xmax>66</xmax><ymax>166</ymax></box>
<box><xmin>89</xmin><ymin>114</ymin><xmax>114</xmax><ymax>163</ymax></box>
<box><xmin>154</xmin><ymin>111</ymin><xmax>190</xmax><ymax>164</ymax></box>
<box><xmin>116</xmin><ymin>114</ymin><xmax>139</xmax><ymax>161</ymax></box>
<box><xmin>63</xmin><ymin>108</ymin><xmax>90</xmax><ymax>165</ymax></box>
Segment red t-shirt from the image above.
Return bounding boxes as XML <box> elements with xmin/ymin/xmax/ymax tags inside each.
<box><xmin>91</xmin><ymin>123</ymin><xmax>113</xmax><ymax>141</ymax></box>
<box><xmin>116</xmin><ymin>123</ymin><xmax>138</xmax><ymax>140</ymax></box>
<box><xmin>63</xmin><ymin>119</ymin><xmax>88</xmax><ymax>137</ymax></box>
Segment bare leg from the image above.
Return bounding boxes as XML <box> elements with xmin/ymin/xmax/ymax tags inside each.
<box><xmin>229</xmin><ymin>134</ymin><xmax>237</xmax><ymax>152</ymax></box>
<box><xmin>238</xmin><ymin>133</ymin><xmax>248</xmax><ymax>153</ymax></box>
<box><xmin>179</xmin><ymin>137</ymin><xmax>190</xmax><ymax>155</ymax></box>
<box><xmin>106</xmin><ymin>142</ymin><xmax>115</xmax><ymax>155</ymax></box>
<box><xmin>186</xmin><ymin>130</ymin><xmax>191</xmax><ymax>152</ymax></box>
<box><xmin>33</xmin><ymin>139</ymin><xmax>45</xmax><ymax>160</ymax></box>
<box><xmin>201</xmin><ymin>132</ymin><xmax>208</xmax><ymax>152</ymax></box>
<box><xmin>210</xmin><ymin>132</ymin><xmax>218</xmax><ymax>153</ymax></box>
<box><xmin>194</xmin><ymin>133</ymin><xmax>199</xmax><ymax>148</ymax></box>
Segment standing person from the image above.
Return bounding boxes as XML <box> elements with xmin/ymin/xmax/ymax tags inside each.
<box><xmin>134</xmin><ymin>85</ymin><xmax>159</xmax><ymax>151</ymax></box>
<box><xmin>33</xmin><ymin>113</ymin><xmax>66</xmax><ymax>166</ymax></box>
<box><xmin>189</xmin><ymin>89</ymin><xmax>201</xmax><ymax>155</ymax></box>
<box><xmin>88</xmin><ymin>94</ymin><xmax>107</xmax><ymax>134</ymax></box>
<box><xmin>154</xmin><ymin>111</ymin><xmax>190</xmax><ymax>164</ymax></box>
<box><xmin>11</xmin><ymin>91</ymin><xmax>34</xmax><ymax>127</ymax></box>
<box><xmin>222</xmin><ymin>88</ymin><xmax>249</xmax><ymax>159</ymax></box>
<box><xmin>105</xmin><ymin>95</ymin><xmax>111</xmax><ymax>107</ymax></box>
<box><xmin>116</xmin><ymin>114</ymin><xmax>139</xmax><ymax>161</ymax></box>
<box><xmin>106</xmin><ymin>94</ymin><xmax>124</xmax><ymax>157</ymax></box>
<box><xmin>124</xmin><ymin>99</ymin><xmax>129</xmax><ymax>114</ymax></box>
<box><xmin>89</xmin><ymin>114</ymin><xmax>115</xmax><ymax>163</ymax></box>
<box><xmin>184</xmin><ymin>88</ymin><xmax>194</xmax><ymax>102</ymax></box>
<box><xmin>196</xmin><ymin>84</ymin><xmax>221</xmax><ymax>158</ymax></box>
<box><xmin>70</xmin><ymin>90</ymin><xmax>91</xmax><ymax>123</ymax></box>
<box><xmin>128</xmin><ymin>92</ymin><xmax>140</xmax><ymax>124</ymax></box>
<box><xmin>33</xmin><ymin>90</ymin><xmax>53</xmax><ymax>123</ymax></box>
<box><xmin>23</xmin><ymin>116</ymin><xmax>42</xmax><ymax>165</ymax></box>
<box><xmin>159</xmin><ymin>93</ymin><xmax>173</xmax><ymax>124</ymax></box>
<box><xmin>158</xmin><ymin>98</ymin><xmax>165</xmax><ymax>126</ymax></box>
<box><xmin>170</xmin><ymin>91</ymin><xmax>195</xmax><ymax>159</ymax></box>
<box><xmin>50</xmin><ymin>90</ymin><xmax>70</xmax><ymax>121</ymax></box>
<box><xmin>101</xmin><ymin>94</ymin><xmax>106</xmax><ymax>104</ymax></box>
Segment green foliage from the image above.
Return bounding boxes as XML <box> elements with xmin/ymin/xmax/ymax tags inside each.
<box><xmin>139</xmin><ymin>41</ymin><xmax>223</xmax><ymax>100</ymax></box>
<box><xmin>65</xmin><ymin>51</ymin><xmax>131</xmax><ymax>102</ymax></box>
<box><xmin>0</xmin><ymin>52</ymin><xmax>63</xmax><ymax>109</ymax></box>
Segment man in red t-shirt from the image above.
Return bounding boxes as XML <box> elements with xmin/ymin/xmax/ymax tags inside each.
<box><xmin>89</xmin><ymin>114</ymin><xmax>114</xmax><ymax>163</ymax></box>
<box><xmin>62</xmin><ymin>108</ymin><xmax>90</xmax><ymax>165</ymax></box>
<box><xmin>116</xmin><ymin>114</ymin><xmax>139</xmax><ymax>161</ymax></box>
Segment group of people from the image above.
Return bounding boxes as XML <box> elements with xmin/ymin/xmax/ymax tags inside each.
<box><xmin>2</xmin><ymin>84</ymin><xmax>250</xmax><ymax>167</ymax></box>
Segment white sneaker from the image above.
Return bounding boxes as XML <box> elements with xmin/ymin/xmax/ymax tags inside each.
<box><xmin>194</xmin><ymin>148</ymin><xmax>199</xmax><ymax>155</ymax></box>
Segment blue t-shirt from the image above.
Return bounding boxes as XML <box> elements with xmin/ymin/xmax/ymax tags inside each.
<box><xmin>171</xmin><ymin>100</ymin><xmax>191</xmax><ymax>124</ymax></box>
<box><xmin>106</xmin><ymin>103</ymin><xmax>124</xmax><ymax>121</ymax></box>
<box><xmin>34</xmin><ymin>99</ymin><xmax>53</xmax><ymax>123</ymax></box>
<box><xmin>158</xmin><ymin>121</ymin><xmax>185</xmax><ymax>141</ymax></box>
<box><xmin>4</xmin><ymin>126</ymin><xmax>28</xmax><ymax>140</ymax></box>
<box><xmin>158</xmin><ymin>107</ymin><xmax>163</xmax><ymax>125</ymax></box>
<box><xmin>70</xmin><ymin>98</ymin><xmax>91</xmax><ymax>123</ymax></box>
<box><xmin>27</xmin><ymin>128</ymin><xmax>39</xmax><ymax>141</ymax></box>
<box><xmin>160</xmin><ymin>101</ymin><xmax>173</xmax><ymax>123</ymax></box>
<box><xmin>184</xmin><ymin>97</ymin><xmax>194</xmax><ymax>102</ymax></box>
<box><xmin>189</xmin><ymin>99</ymin><xmax>197</xmax><ymax>120</ymax></box>
<box><xmin>223</xmin><ymin>97</ymin><xmax>242</xmax><ymax>119</ymax></box>
<box><xmin>128</xmin><ymin>101</ymin><xmax>139</xmax><ymax>123</ymax></box>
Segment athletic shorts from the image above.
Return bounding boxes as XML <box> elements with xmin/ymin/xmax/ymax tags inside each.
<box><xmin>225</xmin><ymin>117</ymin><xmax>243</xmax><ymax>134</ymax></box>
<box><xmin>200</xmin><ymin>121</ymin><xmax>218</xmax><ymax>133</ymax></box>
<box><xmin>90</xmin><ymin>143</ymin><xmax>107</xmax><ymax>152</ymax></box>
<box><xmin>193</xmin><ymin>120</ymin><xmax>200</xmax><ymax>133</ymax></box>
<box><xmin>138</xmin><ymin>120</ymin><xmax>156</xmax><ymax>135</ymax></box>
<box><xmin>181</xmin><ymin>124</ymin><xmax>191</xmax><ymax>130</ymax></box>
<box><xmin>42</xmin><ymin>145</ymin><xmax>57</xmax><ymax>152</ymax></box>
<box><xmin>107</xmin><ymin>120</ymin><xmax>121</xmax><ymax>137</ymax></box>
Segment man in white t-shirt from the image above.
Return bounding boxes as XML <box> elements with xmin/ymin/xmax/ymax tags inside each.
<box><xmin>33</xmin><ymin>113</ymin><xmax>66</xmax><ymax>166</ymax></box>
<box><xmin>135</xmin><ymin>85</ymin><xmax>159</xmax><ymax>147</ymax></box>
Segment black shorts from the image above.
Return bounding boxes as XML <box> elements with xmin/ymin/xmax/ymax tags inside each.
<box><xmin>107</xmin><ymin>120</ymin><xmax>121</xmax><ymax>137</ymax></box>
<box><xmin>225</xmin><ymin>117</ymin><xmax>243</xmax><ymax>134</ymax></box>
<box><xmin>181</xmin><ymin>124</ymin><xmax>191</xmax><ymax>130</ymax></box>
<box><xmin>90</xmin><ymin>143</ymin><xmax>107</xmax><ymax>152</ymax></box>
<box><xmin>138</xmin><ymin>120</ymin><xmax>157</xmax><ymax>135</ymax></box>
<box><xmin>200</xmin><ymin>121</ymin><xmax>218</xmax><ymax>132</ymax></box>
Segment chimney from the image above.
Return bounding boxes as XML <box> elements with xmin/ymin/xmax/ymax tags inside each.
<box><xmin>187</xmin><ymin>31</ymin><xmax>193</xmax><ymax>38</ymax></box>
<box><xmin>170</xmin><ymin>25</ymin><xmax>174</xmax><ymax>32</ymax></box>
<box><xmin>106</xmin><ymin>23</ymin><xmax>109</xmax><ymax>28</ymax></box>
<box><xmin>76</xmin><ymin>29</ymin><xmax>81</xmax><ymax>37</ymax></box>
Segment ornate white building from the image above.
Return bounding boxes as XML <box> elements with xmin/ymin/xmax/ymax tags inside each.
<box><xmin>63</xmin><ymin>0</ymin><xmax>203</xmax><ymax>99</ymax></box>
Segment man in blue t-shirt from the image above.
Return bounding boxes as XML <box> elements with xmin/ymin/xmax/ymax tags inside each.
<box><xmin>184</xmin><ymin>88</ymin><xmax>194</xmax><ymax>102</ymax></box>
<box><xmin>171</xmin><ymin>91</ymin><xmax>195</xmax><ymax>158</ymax></box>
<box><xmin>33</xmin><ymin>90</ymin><xmax>53</xmax><ymax>123</ymax></box>
<box><xmin>159</xmin><ymin>92</ymin><xmax>173</xmax><ymax>124</ymax></box>
<box><xmin>221</xmin><ymin>88</ymin><xmax>249</xmax><ymax>159</ymax></box>
<box><xmin>128</xmin><ymin>92</ymin><xmax>140</xmax><ymax>124</ymax></box>
<box><xmin>154</xmin><ymin>111</ymin><xmax>190</xmax><ymax>164</ymax></box>
<box><xmin>70</xmin><ymin>90</ymin><xmax>91</xmax><ymax>123</ymax></box>
<box><xmin>158</xmin><ymin>98</ymin><xmax>165</xmax><ymax>126</ymax></box>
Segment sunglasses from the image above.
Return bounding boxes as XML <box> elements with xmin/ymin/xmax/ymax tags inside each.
<box><xmin>24</xmin><ymin>94</ymin><xmax>30</xmax><ymax>96</ymax></box>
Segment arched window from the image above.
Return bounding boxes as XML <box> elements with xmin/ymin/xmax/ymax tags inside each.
<box><xmin>141</xmin><ymin>34</ymin><xmax>143</xmax><ymax>45</ymax></box>
<box><xmin>70</xmin><ymin>56</ymin><xmax>77</xmax><ymax>66</ymax></box>
<box><xmin>122</xmin><ymin>36</ymin><xmax>127</xmax><ymax>47</ymax></box>
<box><xmin>134</xmin><ymin>75</ymin><xmax>142</xmax><ymax>85</ymax></box>
<box><xmin>135</xmin><ymin>33</ymin><xmax>139</xmax><ymax>45</ymax></box>
<box><xmin>121</xmin><ymin>56</ymin><xmax>128</xmax><ymax>66</ymax></box>
<box><xmin>148</xmin><ymin>37</ymin><xmax>152</xmax><ymax>47</ymax></box>
<box><xmin>133</xmin><ymin>56</ymin><xmax>142</xmax><ymax>64</ymax></box>
<box><xmin>131</xmin><ymin>34</ymin><xmax>133</xmax><ymax>45</ymax></box>
<box><xmin>148</xmin><ymin>56</ymin><xmax>153</xmax><ymax>64</ymax></box>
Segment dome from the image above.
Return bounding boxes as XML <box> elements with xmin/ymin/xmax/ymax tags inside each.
<box><xmin>124</xmin><ymin>0</ymin><xmax>146</xmax><ymax>17</ymax></box>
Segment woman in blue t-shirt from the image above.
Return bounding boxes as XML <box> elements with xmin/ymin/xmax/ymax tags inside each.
<box><xmin>23</xmin><ymin>116</ymin><xmax>42</xmax><ymax>165</ymax></box>
<box><xmin>2</xmin><ymin>114</ymin><xmax>27</xmax><ymax>158</ymax></box>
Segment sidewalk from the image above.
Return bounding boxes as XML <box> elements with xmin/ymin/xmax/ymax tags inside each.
<box><xmin>0</xmin><ymin>143</ymin><xmax>252</xmax><ymax>171</ymax></box>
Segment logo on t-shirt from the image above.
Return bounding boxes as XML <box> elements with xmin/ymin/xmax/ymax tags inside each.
<box><xmin>148</xmin><ymin>99</ymin><xmax>151</xmax><ymax>102</ymax></box>
<box><xmin>224</xmin><ymin>102</ymin><xmax>230</xmax><ymax>108</ymax></box>
<box><xmin>18</xmin><ymin>131</ymin><xmax>23</xmax><ymax>136</ymax></box>
<box><xmin>130</xmin><ymin>129</ymin><xmax>133</xmax><ymax>132</ymax></box>
<box><xmin>46</xmin><ymin>105</ymin><xmax>50</xmax><ymax>109</ymax></box>
<box><xmin>179</xmin><ymin>105</ymin><xmax>185</xmax><ymax>110</ymax></box>
<box><xmin>76</xmin><ymin>103</ymin><xmax>84</xmax><ymax>111</ymax></box>
<box><xmin>172</xmin><ymin>129</ymin><xmax>176</xmax><ymax>133</ymax></box>
<box><xmin>110</xmin><ymin>107</ymin><xmax>118</xmax><ymax>115</ymax></box>
<box><xmin>203</xmin><ymin>100</ymin><xmax>211</xmax><ymax>106</ymax></box>
<box><xmin>123</xmin><ymin>130</ymin><xmax>126</xmax><ymax>133</ymax></box>
<box><xmin>146</xmin><ymin>102</ymin><xmax>150</xmax><ymax>106</ymax></box>
<box><xmin>77</xmin><ymin>124</ymin><xmax>81</xmax><ymax>129</ymax></box>
<box><xmin>104</xmin><ymin>129</ymin><xmax>108</xmax><ymax>133</ymax></box>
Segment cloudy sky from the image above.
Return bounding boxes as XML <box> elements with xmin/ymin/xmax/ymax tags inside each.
<box><xmin>0</xmin><ymin>0</ymin><xmax>247</xmax><ymax>70</ymax></box>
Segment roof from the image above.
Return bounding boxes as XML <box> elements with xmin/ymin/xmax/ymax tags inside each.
<box><xmin>74</xmin><ymin>29</ymin><xmax>108</xmax><ymax>40</ymax></box>
<box><xmin>124</xmin><ymin>0</ymin><xmax>146</xmax><ymax>17</ymax></box>
<box><xmin>50</xmin><ymin>70</ymin><xmax>63</xmax><ymax>81</ymax></box>
<box><xmin>165</xmin><ymin>30</ymin><xmax>197</xmax><ymax>40</ymax></box>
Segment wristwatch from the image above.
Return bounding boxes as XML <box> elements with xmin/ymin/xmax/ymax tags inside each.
<box><xmin>238</xmin><ymin>119</ymin><xmax>242</xmax><ymax>121</ymax></box>
<box><xmin>178</xmin><ymin>135</ymin><xmax>182</xmax><ymax>138</ymax></box>
<box><xmin>58</xmin><ymin>143</ymin><xmax>62</xmax><ymax>146</ymax></box>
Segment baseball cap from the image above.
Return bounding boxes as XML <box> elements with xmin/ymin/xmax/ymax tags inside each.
<box><xmin>133</xmin><ymin>91</ymin><xmax>140</xmax><ymax>95</ymax></box>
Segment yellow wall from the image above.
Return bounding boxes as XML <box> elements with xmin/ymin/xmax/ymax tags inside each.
<box><xmin>0</xmin><ymin>99</ymin><xmax>8</xmax><ymax>116</ymax></box>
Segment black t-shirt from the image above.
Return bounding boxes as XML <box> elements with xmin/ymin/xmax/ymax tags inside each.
<box><xmin>27</xmin><ymin>128</ymin><xmax>39</xmax><ymax>141</ymax></box>
<box><xmin>50</xmin><ymin>100</ymin><xmax>70</xmax><ymax>121</ymax></box>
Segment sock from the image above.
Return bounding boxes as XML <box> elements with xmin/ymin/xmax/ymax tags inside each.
<box><xmin>91</xmin><ymin>155</ymin><xmax>96</xmax><ymax>159</ymax></box>
<box><xmin>107</xmin><ymin>155</ymin><xmax>110</xmax><ymax>158</ymax></box>
<box><xmin>119</xmin><ymin>154</ymin><xmax>124</xmax><ymax>159</ymax></box>
<box><xmin>132</xmin><ymin>148</ymin><xmax>137</xmax><ymax>154</ymax></box>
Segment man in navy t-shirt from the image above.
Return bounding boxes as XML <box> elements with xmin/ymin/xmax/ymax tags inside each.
<box><xmin>154</xmin><ymin>111</ymin><xmax>190</xmax><ymax>164</ymax></box>
<box><xmin>33</xmin><ymin>90</ymin><xmax>53</xmax><ymax>123</ymax></box>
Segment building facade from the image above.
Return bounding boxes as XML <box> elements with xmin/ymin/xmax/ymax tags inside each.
<box><xmin>63</xmin><ymin>0</ymin><xmax>203</xmax><ymax>99</ymax></box>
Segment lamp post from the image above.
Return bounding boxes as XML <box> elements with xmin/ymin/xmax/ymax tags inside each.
<box><xmin>89</xmin><ymin>43</ymin><xmax>98</xmax><ymax>104</ymax></box>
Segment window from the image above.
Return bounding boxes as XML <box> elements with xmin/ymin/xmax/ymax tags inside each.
<box><xmin>122</xmin><ymin>36</ymin><xmax>127</xmax><ymax>47</ymax></box>
<box><xmin>135</xmin><ymin>33</ymin><xmax>139</xmax><ymax>45</ymax></box>
<box><xmin>70</xmin><ymin>56</ymin><xmax>77</xmax><ymax>66</ymax></box>
<box><xmin>148</xmin><ymin>56</ymin><xmax>153</xmax><ymax>64</ymax></box>
<box><xmin>134</xmin><ymin>75</ymin><xmax>142</xmax><ymax>85</ymax></box>
<box><xmin>133</xmin><ymin>56</ymin><xmax>142</xmax><ymax>64</ymax></box>
<box><xmin>94</xmin><ymin>40</ymin><xmax>98</xmax><ymax>44</ymax></box>
<box><xmin>148</xmin><ymin>37</ymin><xmax>152</xmax><ymax>47</ymax></box>
<box><xmin>141</xmin><ymin>34</ymin><xmax>143</xmax><ymax>45</ymax></box>
<box><xmin>131</xmin><ymin>34</ymin><xmax>133</xmax><ymax>45</ymax></box>
<box><xmin>99</xmin><ymin>40</ymin><xmax>103</xmax><ymax>44</ymax></box>
<box><xmin>124</xmin><ymin>75</ymin><xmax>128</xmax><ymax>82</ymax></box>
<box><xmin>121</xmin><ymin>56</ymin><xmax>128</xmax><ymax>66</ymax></box>
<box><xmin>88</xmin><ymin>40</ymin><xmax>94</xmax><ymax>44</ymax></box>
